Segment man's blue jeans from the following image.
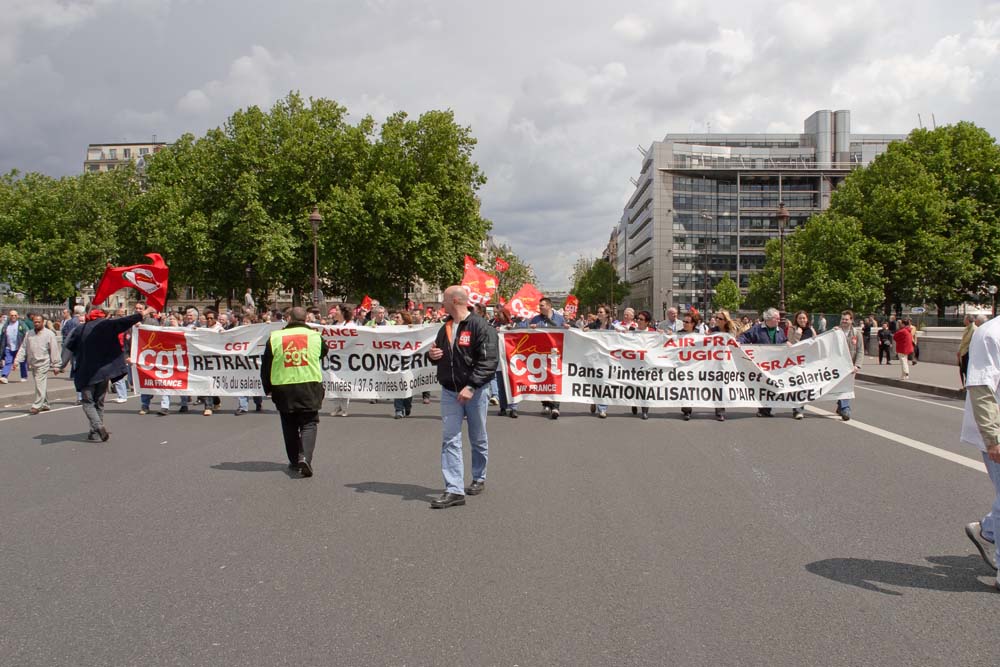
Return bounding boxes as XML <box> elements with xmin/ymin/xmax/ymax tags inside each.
<box><xmin>981</xmin><ymin>452</ymin><xmax>1000</xmax><ymax>569</ymax></box>
<box><xmin>440</xmin><ymin>387</ymin><xmax>488</xmax><ymax>495</ymax></box>
<box><xmin>2</xmin><ymin>348</ymin><xmax>27</xmax><ymax>379</ymax></box>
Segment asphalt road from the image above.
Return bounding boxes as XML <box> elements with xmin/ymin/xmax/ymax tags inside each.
<box><xmin>1</xmin><ymin>382</ymin><xmax>996</xmax><ymax>666</ymax></box>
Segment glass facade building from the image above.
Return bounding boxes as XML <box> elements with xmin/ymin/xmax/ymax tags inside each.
<box><xmin>614</xmin><ymin>110</ymin><xmax>904</xmax><ymax>317</ymax></box>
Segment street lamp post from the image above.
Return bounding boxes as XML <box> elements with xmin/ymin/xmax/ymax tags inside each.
<box><xmin>776</xmin><ymin>201</ymin><xmax>790</xmax><ymax>314</ymax></box>
<box><xmin>700</xmin><ymin>211</ymin><xmax>712</xmax><ymax>312</ymax></box>
<box><xmin>989</xmin><ymin>284</ymin><xmax>998</xmax><ymax>318</ymax></box>
<box><xmin>309</xmin><ymin>205</ymin><xmax>323</xmax><ymax>306</ymax></box>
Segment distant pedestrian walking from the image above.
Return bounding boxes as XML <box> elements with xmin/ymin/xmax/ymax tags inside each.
<box><xmin>15</xmin><ymin>314</ymin><xmax>61</xmax><ymax>414</ymax></box>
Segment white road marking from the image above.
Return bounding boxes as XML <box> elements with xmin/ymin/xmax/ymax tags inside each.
<box><xmin>0</xmin><ymin>395</ymin><xmax>136</xmax><ymax>422</ymax></box>
<box><xmin>804</xmin><ymin>405</ymin><xmax>985</xmax><ymax>473</ymax></box>
<box><xmin>0</xmin><ymin>404</ymin><xmax>79</xmax><ymax>422</ymax></box>
<box><xmin>855</xmin><ymin>384</ymin><xmax>965</xmax><ymax>411</ymax></box>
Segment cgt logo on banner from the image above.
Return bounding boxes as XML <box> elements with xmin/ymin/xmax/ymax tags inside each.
<box><xmin>134</xmin><ymin>329</ymin><xmax>189</xmax><ymax>390</ymax></box>
<box><xmin>282</xmin><ymin>334</ymin><xmax>310</xmax><ymax>367</ymax></box>
<box><xmin>505</xmin><ymin>331</ymin><xmax>564</xmax><ymax>397</ymax></box>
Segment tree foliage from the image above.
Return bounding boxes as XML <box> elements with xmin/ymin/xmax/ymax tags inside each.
<box><xmin>571</xmin><ymin>258</ymin><xmax>630</xmax><ymax>310</ymax></box>
<box><xmin>829</xmin><ymin>122</ymin><xmax>1000</xmax><ymax>313</ymax></box>
<box><xmin>752</xmin><ymin>121</ymin><xmax>1000</xmax><ymax>315</ymax></box>
<box><xmin>746</xmin><ymin>211</ymin><xmax>884</xmax><ymax>314</ymax></box>
<box><xmin>483</xmin><ymin>242</ymin><xmax>535</xmax><ymax>300</ymax></box>
<box><xmin>712</xmin><ymin>275</ymin><xmax>742</xmax><ymax>312</ymax></box>
<box><xmin>0</xmin><ymin>92</ymin><xmax>492</xmax><ymax>308</ymax></box>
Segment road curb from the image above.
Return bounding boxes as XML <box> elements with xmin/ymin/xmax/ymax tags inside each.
<box><xmin>857</xmin><ymin>372</ymin><xmax>965</xmax><ymax>401</ymax></box>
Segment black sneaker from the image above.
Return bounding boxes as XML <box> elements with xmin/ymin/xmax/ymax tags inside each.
<box><xmin>465</xmin><ymin>480</ymin><xmax>486</xmax><ymax>496</ymax></box>
<box><xmin>299</xmin><ymin>460</ymin><xmax>314</xmax><ymax>478</ymax></box>
<box><xmin>179</xmin><ymin>405</ymin><xmax>189</xmax><ymax>413</ymax></box>
<box><xmin>509</xmin><ymin>409</ymin><xmax>518</xmax><ymax>419</ymax></box>
<box><xmin>550</xmin><ymin>409</ymin><xmax>560</xmax><ymax>420</ymax></box>
<box><xmin>97</xmin><ymin>426</ymin><xmax>110</xmax><ymax>442</ymax></box>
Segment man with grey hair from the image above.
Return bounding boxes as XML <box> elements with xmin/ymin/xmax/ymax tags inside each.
<box><xmin>738</xmin><ymin>307</ymin><xmax>788</xmax><ymax>417</ymax></box>
<box><xmin>657</xmin><ymin>307</ymin><xmax>682</xmax><ymax>334</ymax></box>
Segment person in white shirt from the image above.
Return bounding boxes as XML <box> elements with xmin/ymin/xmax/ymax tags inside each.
<box><xmin>960</xmin><ymin>315</ymin><xmax>1000</xmax><ymax>588</ymax></box>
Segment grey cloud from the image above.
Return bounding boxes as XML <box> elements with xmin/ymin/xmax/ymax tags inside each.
<box><xmin>0</xmin><ymin>0</ymin><xmax>998</xmax><ymax>289</ymax></box>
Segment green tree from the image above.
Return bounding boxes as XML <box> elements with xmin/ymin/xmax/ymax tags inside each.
<box><xmin>572</xmin><ymin>258</ymin><xmax>630</xmax><ymax>310</ymax></box>
<box><xmin>136</xmin><ymin>93</ymin><xmax>491</xmax><ymax>307</ymax></box>
<box><xmin>0</xmin><ymin>169</ymin><xmax>134</xmax><ymax>301</ymax></box>
<box><xmin>712</xmin><ymin>275</ymin><xmax>742</xmax><ymax>312</ymax></box>
<box><xmin>830</xmin><ymin>122</ymin><xmax>1000</xmax><ymax>314</ymax></box>
<box><xmin>483</xmin><ymin>242</ymin><xmax>535</xmax><ymax>300</ymax></box>
<box><xmin>746</xmin><ymin>211</ymin><xmax>884</xmax><ymax>314</ymax></box>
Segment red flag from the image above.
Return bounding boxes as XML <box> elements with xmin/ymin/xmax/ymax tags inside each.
<box><xmin>498</xmin><ymin>295</ymin><xmax>507</xmax><ymax>306</ymax></box>
<box><xmin>495</xmin><ymin>257</ymin><xmax>510</xmax><ymax>273</ymax></box>
<box><xmin>360</xmin><ymin>295</ymin><xmax>373</xmax><ymax>311</ymax></box>
<box><xmin>508</xmin><ymin>283</ymin><xmax>543</xmax><ymax>319</ymax></box>
<box><xmin>461</xmin><ymin>264</ymin><xmax>499</xmax><ymax>305</ymax></box>
<box><xmin>564</xmin><ymin>295</ymin><xmax>579</xmax><ymax>320</ymax></box>
<box><xmin>93</xmin><ymin>253</ymin><xmax>169</xmax><ymax>312</ymax></box>
<box><xmin>464</xmin><ymin>255</ymin><xmax>477</xmax><ymax>270</ymax></box>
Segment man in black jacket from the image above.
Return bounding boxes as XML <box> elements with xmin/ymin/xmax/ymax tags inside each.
<box><xmin>427</xmin><ymin>285</ymin><xmax>499</xmax><ymax>508</ymax></box>
<box><xmin>63</xmin><ymin>306</ymin><xmax>154</xmax><ymax>441</ymax></box>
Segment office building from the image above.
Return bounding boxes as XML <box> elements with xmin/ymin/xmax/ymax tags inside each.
<box><xmin>614</xmin><ymin>110</ymin><xmax>905</xmax><ymax>317</ymax></box>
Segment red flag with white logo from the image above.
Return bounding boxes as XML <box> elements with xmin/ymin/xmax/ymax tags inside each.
<box><xmin>464</xmin><ymin>255</ymin><xmax>477</xmax><ymax>270</ymax></box>
<box><xmin>564</xmin><ymin>295</ymin><xmax>579</xmax><ymax>320</ymax></box>
<box><xmin>495</xmin><ymin>257</ymin><xmax>510</xmax><ymax>273</ymax></box>
<box><xmin>360</xmin><ymin>295</ymin><xmax>373</xmax><ymax>311</ymax></box>
<box><xmin>461</xmin><ymin>264</ymin><xmax>498</xmax><ymax>305</ymax></box>
<box><xmin>93</xmin><ymin>253</ymin><xmax>169</xmax><ymax>312</ymax></box>
<box><xmin>508</xmin><ymin>283</ymin><xmax>543</xmax><ymax>319</ymax></box>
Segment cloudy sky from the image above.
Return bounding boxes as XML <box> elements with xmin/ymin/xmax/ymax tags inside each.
<box><xmin>2</xmin><ymin>0</ymin><xmax>999</xmax><ymax>289</ymax></box>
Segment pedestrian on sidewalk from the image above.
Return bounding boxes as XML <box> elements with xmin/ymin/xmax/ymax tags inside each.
<box><xmin>427</xmin><ymin>285</ymin><xmax>498</xmax><ymax>509</ymax></box>
<box><xmin>877</xmin><ymin>321</ymin><xmax>893</xmax><ymax>365</ymax></box>
<box><xmin>261</xmin><ymin>307</ymin><xmax>324</xmax><ymax>478</ymax></box>
<box><xmin>893</xmin><ymin>319</ymin><xmax>915</xmax><ymax>380</ymax></box>
<box><xmin>959</xmin><ymin>314</ymin><xmax>1000</xmax><ymax>586</ymax></box>
<box><xmin>0</xmin><ymin>309</ymin><xmax>29</xmax><ymax>384</ymax></box>
<box><xmin>14</xmin><ymin>314</ymin><xmax>62</xmax><ymax>414</ymax></box>
<box><xmin>62</xmin><ymin>306</ymin><xmax>155</xmax><ymax>441</ymax></box>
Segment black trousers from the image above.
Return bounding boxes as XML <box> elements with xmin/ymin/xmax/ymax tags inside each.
<box><xmin>279</xmin><ymin>410</ymin><xmax>319</xmax><ymax>465</ymax></box>
<box><xmin>878</xmin><ymin>344</ymin><xmax>892</xmax><ymax>364</ymax></box>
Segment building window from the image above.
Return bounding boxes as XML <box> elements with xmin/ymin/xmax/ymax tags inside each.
<box><xmin>108</xmin><ymin>148</ymin><xmax>117</xmax><ymax>159</ymax></box>
<box><xmin>123</xmin><ymin>148</ymin><xmax>131</xmax><ymax>159</ymax></box>
<box><xmin>139</xmin><ymin>147</ymin><xmax>149</xmax><ymax>156</ymax></box>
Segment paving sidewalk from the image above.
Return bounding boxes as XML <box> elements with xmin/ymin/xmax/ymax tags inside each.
<box><xmin>858</xmin><ymin>355</ymin><xmax>965</xmax><ymax>399</ymax></box>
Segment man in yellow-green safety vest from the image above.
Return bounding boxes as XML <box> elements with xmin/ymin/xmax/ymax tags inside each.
<box><xmin>261</xmin><ymin>307</ymin><xmax>325</xmax><ymax>477</ymax></box>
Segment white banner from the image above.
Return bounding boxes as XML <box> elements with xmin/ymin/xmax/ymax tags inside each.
<box><xmin>131</xmin><ymin>322</ymin><xmax>855</xmax><ymax>407</ymax></box>
<box><xmin>130</xmin><ymin>322</ymin><xmax>438</xmax><ymax>398</ymax></box>
<box><xmin>499</xmin><ymin>328</ymin><xmax>855</xmax><ymax>408</ymax></box>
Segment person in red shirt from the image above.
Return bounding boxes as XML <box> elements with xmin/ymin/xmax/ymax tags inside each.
<box><xmin>893</xmin><ymin>318</ymin><xmax>915</xmax><ymax>380</ymax></box>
